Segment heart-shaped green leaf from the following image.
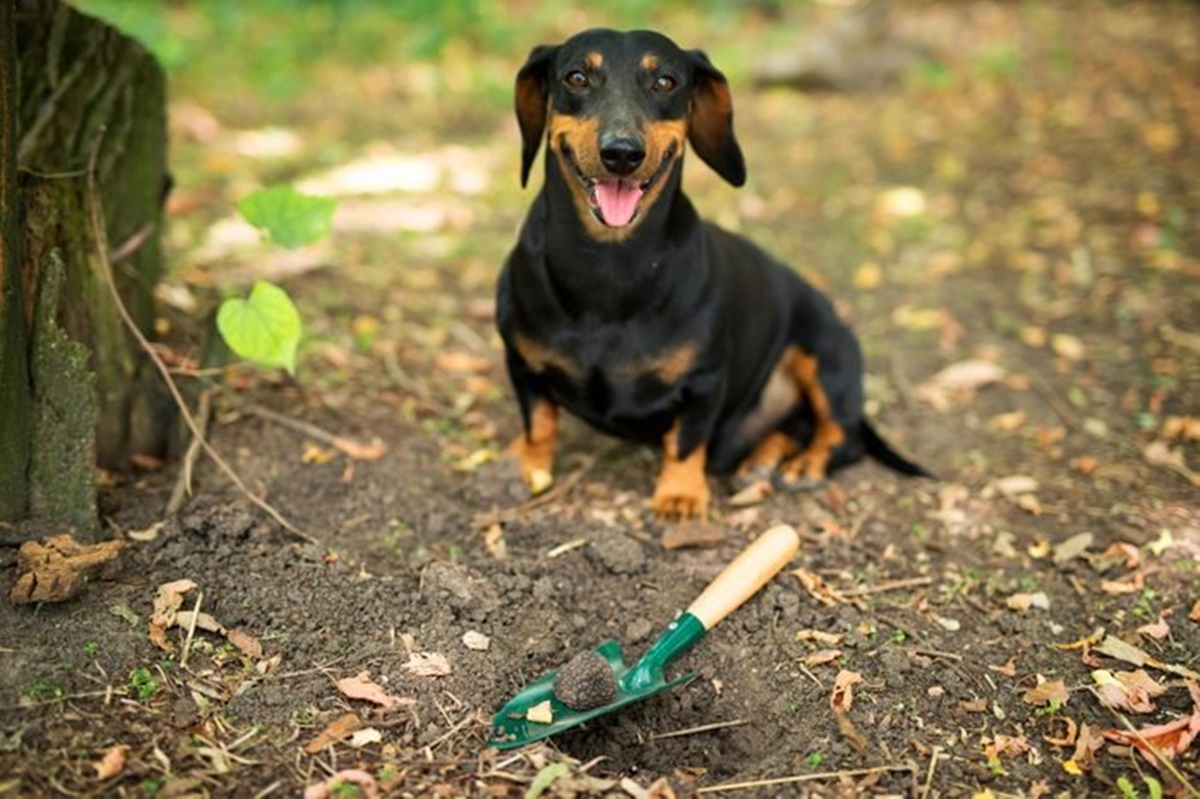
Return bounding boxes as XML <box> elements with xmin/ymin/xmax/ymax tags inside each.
<box><xmin>217</xmin><ymin>281</ymin><xmax>302</xmax><ymax>374</ymax></box>
<box><xmin>238</xmin><ymin>186</ymin><xmax>336</xmax><ymax>249</ymax></box>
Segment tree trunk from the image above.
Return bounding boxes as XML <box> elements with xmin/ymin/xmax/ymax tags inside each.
<box><xmin>0</xmin><ymin>0</ymin><xmax>171</xmax><ymax>541</ymax></box>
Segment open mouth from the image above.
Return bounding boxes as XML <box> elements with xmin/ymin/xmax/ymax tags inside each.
<box><xmin>561</xmin><ymin>140</ymin><xmax>677</xmax><ymax>228</ymax></box>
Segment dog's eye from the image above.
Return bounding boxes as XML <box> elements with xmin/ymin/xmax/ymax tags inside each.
<box><xmin>652</xmin><ymin>75</ymin><xmax>677</xmax><ymax>93</ymax></box>
<box><xmin>564</xmin><ymin>71</ymin><xmax>590</xmax><ymax>90</ymax></box>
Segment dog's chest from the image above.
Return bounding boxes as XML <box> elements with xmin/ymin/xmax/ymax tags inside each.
<box><xmin>516</xmin><ymin>322</ymin><xmax>696</xmax><ymax>425</ymax></box>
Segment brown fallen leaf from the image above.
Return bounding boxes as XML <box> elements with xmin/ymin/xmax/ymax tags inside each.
<box><xmin>11</xmin><ymin>535</ymin><xmax>126</xmax><ymax>604</ymax></box>
<box><xmin>830</xmin><ymin>669</ymin><xmax>863</xmax><ymax>714</ymax></box>
<box><xmin>661</xmin><ymin>521</ymin><xmax>727</xmax><ymax>550</ymax></box>
<box><xmin>1100</xmin><ymin>573</ymin><xmax>1144</xmax><ymax>595</ymax></box>
<box><xmin>1100</xmin><ymin>682</ymin><xmax>1200</xmax><ymax>766</ymax></box>
<box><xmin>434</xmin><ymin>350</ymin><xmax>490</xmax><ymax>374</ymax></box>
<box><xmin>1043</xmin><ymin>716</ymin><xmax>1078</xmax><ymax>748</ymax></box>
<box><xmin>331</xmin><ymin>435</ymin><xmax>387</xmax><ymax>461</ymax></box>
<box><xmin>795</xmin><ymin>629</ymin><xmax>844</xmax><ymax>646</ymax></box>
<box><xmin>988</xmin><ymin>658</ymin><xmax>1017</xmax><ymax>677</ymax></box>
<box><xmin>304</xmin><ymin>713</ymin><xmax>362</xmax><ymax>754</ymax></box>
<box><xmin>792</xmin><ymin>568</ymin><xmax>840</xmax><ymax>607</ymax></box>
<box><xmin>984</xmin><ymin>734</ymin><xmax>1030</xmax><ymax>762</ymax></box>
<box><xmin>336</xmin><ymin>671</ymin><xmax>414</xmax><ymax>712</ymax></box>
<box><xmin>915</xmin><ymin>359</ymin><xmax>1006</xmax><ymax>410</ymax></box>
<box><xmin>175</xmin><ymin>610</ymin><xmax>224</xmax><ymax>634</ymax></box>
<box><xmin>803</xmin><ymin>649</ymin><xmax>843</xmax><ymax>667</ymax></box>
<box><xmin>303</xmin><ymin>768</ymin><xmax>379</xmax><ymax>799</ymax></box>
<box><xmin>1136</xmin><ymin>617</ymin><xmax>1170</xmax><ymax>641</ymax></box>
<box><xmin>1190</xmin><ymin>600</ymin><xmax>1200</xmax><ymax>623</ymax></box>
<box><xmin>835</xmin><ymin>712</ymin><xmax>868</xmax><ymax>753</ymax></box>
<box><xmin>1052</xmin><ymin>532</ymin><xmax>1094</xmax><ymax>565</ymax></box>
<box><xmin>1092</xmin><ymin>669</ymin><xmax>1166</xmax><ymax>714</ymax></box>
<box><xmin>227</xmin><ymin>629</ymin><xmax>264</xmax><ymax>660</ymax></box>
<box><xmin>92</xmin><ymin>745</ymin><xmax>128</xmax><ymax>780</ymax></box>
<box><xmin>728</xmin><ymin>479</ymin><xmax>773</xmax><ymax>507</ymax></box>
<box><xmin>1064</xmin><ymin>723</ymin><xmax>1102</xmax><ymax>774</ymax></box>
<box><xmin>402</xmin><ymin>652</ymin><xmax>451</xmax><ymax>678</ymax></box>
<box><xmin>148</xmin><ymin>579</ymin><xmax>199</xmax><ymax>653</ymax></box>
<box><xmin>1006</xmin><ymin>592</ymin><xmax>1050</xmax><ymax>612</ymax></box>
<box><xmin>1022</xmin><ymin>679</ymin><xmax>1069</xmax><ymax>709</ymax></box>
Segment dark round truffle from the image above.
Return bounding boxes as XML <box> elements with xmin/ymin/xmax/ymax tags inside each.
<box><xmin>553</xmin><ymin>650</ymin><xmax>617</xmax><ymax>710</ymax></box>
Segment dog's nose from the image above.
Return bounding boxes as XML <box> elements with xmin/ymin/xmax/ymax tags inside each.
<box><xmin>599</xmin><ymin>136</ymin><xmax>646</xmax><ymax>176</ymax></box>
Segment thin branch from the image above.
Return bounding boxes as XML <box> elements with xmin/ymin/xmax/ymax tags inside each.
<box><xmin>84</xmin><ymin>127</ymin><xmax>313</xmax><ymax>544</ymax></box>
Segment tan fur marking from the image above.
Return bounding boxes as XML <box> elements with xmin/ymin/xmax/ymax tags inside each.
<box><xmin>740</xmin><ymin>430</ymin><xmax>797</xmax><ymax>472</ymax></box>
<box><xmin>652</xmin><ymin>420</ymin><xmax>710</xmax><ymax>520</ymax></box>
<box><xmin>514</xmin><ymin>332</ymin><xmax>578</xmax><ymax>377</ymax></box>
<box><xmin>616</xmin><ymin>340</ymin><xmax>697</xmax><ymax>384</ymax></box>
<box><xmin>546</xmin><ymin>113</ymin><xmax>685</xmax><ymax>243</ymax></box>
<box><xmin>586</xmin><ymin>51</ymin><xmax>603</xmax><ymax>69</ymax></box>
<box><xmin>779</xmin><ymin>347</ymin><xmax>846</xmax><ymax>483</ymax></box>
<box><xmin>507</xmin><ymin>400</ymin><xmax>559</xmax><ymax>494</ymax></box>
<box><xmin>641</xmin><ymin>54</ymin><xmax>659</xmax><ymax>71</ymax></box>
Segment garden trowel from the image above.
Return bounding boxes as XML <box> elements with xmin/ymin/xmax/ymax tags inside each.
<box><xmin>488</xmin><ymin>523</ymin><xmax>800</xmax><ymax>749</ymax></box>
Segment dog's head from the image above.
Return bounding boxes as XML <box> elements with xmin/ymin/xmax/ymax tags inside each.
<box><xmin>515</xmin><ymin>29</ymin><xmax>745</xmax><ymax>239</ymax></box>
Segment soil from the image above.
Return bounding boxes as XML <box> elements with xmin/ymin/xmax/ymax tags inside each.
<box><xmin>2</xmin><ymin>3</ymin><xmax>1198</xmax><ymax>798</ymax></box>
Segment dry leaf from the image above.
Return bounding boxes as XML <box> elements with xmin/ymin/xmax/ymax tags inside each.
<box><xmin>336</xmin><ymin>671</ymin><xmax>414</xmax><ymax>711</ymax></box>
<box><xmin>915</xmin><ymin>359</ymin><xmax>1006</xmax><ymax>410</ymax></box>
<box><xmin>1100</xmin><ymin>682</ymin><xmax>1200</xmax><ymax>765</ymax></box>
<box><xmin>1043</xmin><ymin>716</ymin><xmax>1078</xmax><ymax>747</ymax></box>
<box><xmin>1092</xmin><ymin>669</ymin><xmax>1165</xmax><ymax>714</ymax></box>
<box><xmin>148</xmin><ymin>579</ymin><xmax>199</xmax><ymax>653</ymax></box>
<box><xmin>11</xmin><ymin>535</ymin><xmax>125</xmax><ymax>604</ymax></box>
<box><xmin>1050</xmin><ymin>333</ymin><xmax>1085</xmax><ymax>361</ymax></box>
<box><xmin>792</xmin><ymin>568</ymin><xmax>840</xmax><ymax>607</ymax></box>
<box><xmin>348</xmin><ymin>728</ymin><xmax>383</xmax><ymax>748</ymax></box>
<box><xmin>796</xmin><ymin>629</ymin><xmax>844</xmax><ymax>645</ymax></box>
<box><xmin>92</xmin><ymin>745</ymin><xmax>128</xmax><ymax>780</ymax></box>
<box><xmin>1006</xmin><ymin>592</ymin><xmax>1050</xmax><ymax>612</ymax></box>
<box><xmin>175</xmin><ymin>610</ymin><xmax>224</xmax><ymax>633</ymax></box>
<box><xmin>462</xmin><ymin>631</ymin><xmax>490</xmax><ymax>651</ymax></box>
<box><xmin>830</xmin><ymin>670</ymin><xmax>863</xmax><ymax>714</ymax></box>
<box><xmin>1065</xmin><ymin>723</ymin><xmax>1102</xmax><ymax>773</ymax></box>
<box><xmin>984</xmin><ymin>734</ymin><xmax>1030</xmax><ymax>761</ymax></box>
<box><xmin>227</xmin><ymin>629</ymin><xmax>264</xmax><ymax>660</ymax></box>
<box><xmin>987</xmin><ymin>410</ymin><xmax>1027</xmax><ymax>432</ymax></box>
<box><xmin>988</xmin><ymin>658</ymin><xmax>1017</xmax><ymax>677</ymax></box>
<box><xmin>1052</xmin><ymin>532</ymin><xmax>1094</xmax><ymax>564</ymax></box>
<box><xmin>402</xmin><ymin>652</ymin><xmax>451</xmax><ymax>678</ymax></box>
<box><xmin>989</xmin><ymin>475</ymin><xmax>1039</xmax><ymax>497</ymax></box>
<box><xmin>728</xmin><ymin>479</ymin><xmax>773</xmax><ymax>507</ymax></box>
<box><xmin>1022</xmin><ymin>679</ymin><xmax>1068</xmax><ymax>708</ymax></box>
<box><xmin>803</xmin><ymin>649</ymin><xmax>843</xmax><ymax>667</ymax></box>
<box><xmin>1136</xmin><ymin>617</ymin><xmax>1170</xmax><ymax>641</ymax></box>
<box><xmin>331</xmin><ymin>436</ymin><xmax>387</xmax><ymax>461</ymax></box>
<box><xmin>304</xmin><ymin>713</ymin><xmax>362</xmax><ymax>754</ymax></box>
<box><xmin>1162</xmin><ymin>415</ymin><xmax>1200</xmax><ymax>441</ymax></box>
<box><xmin>483</xmin><ymin>523</ymin><xmax>507</xmax><ymax>560</ymax></box>
<box><xmin>303</xmin><ymin>768</ymin><xmax>379</xmax><ymax>799</ymax></box>
<box><xmin>661</xmin><ymin>521</ymin><xmax>727</xmax><ymax>550</ymax></box>
<box><xmin>1190</xmin><ymin>600</ymin><xmax>1200</xmax><ymax>623</ymax></box>
<box><xmin>853</xmin><ymin>261</ymin><xmax>883</xmax><ymax>290</ymax></box>
<box><xmin>434</xmin><ymin>350</ymin><xmax>490</xmax><ymax>374</ymax></box>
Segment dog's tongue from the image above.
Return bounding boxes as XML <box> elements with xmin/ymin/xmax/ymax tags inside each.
<box><xmin>594</xmin><ymin>180</ymin><xmax>643</xmax><ymax>227</ymax></box>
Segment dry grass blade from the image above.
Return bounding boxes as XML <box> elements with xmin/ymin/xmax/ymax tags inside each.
<box><xmin>649</xmin><ymin>718</ymin><xmax>749</xmax><ymax>740</ymax></box>
<box><xmin>695</xmin><ymin>763</ymin><xmax>915</xmax><ymax>794</ymax></box>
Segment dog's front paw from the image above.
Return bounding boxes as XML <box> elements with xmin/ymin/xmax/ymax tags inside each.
<box><xmin>506</xmin><ymin>436</ymin><xmax>555</xmax><ymax>495</ymax></box>
<box><xmin>652</xmin><ymin>477</ymin><xmax>711</xmax><ymax>520</ymax></box>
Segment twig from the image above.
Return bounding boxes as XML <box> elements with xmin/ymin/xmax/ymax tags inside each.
<box><xmin>546</xmin><ymin>538</ymin><xmax>588</xmax><ymax>558</ymax></box>
<box><xmin>179</xmin><ymin>590</ymin><xmax>203</xmax><ymax>670</ymax></box>
<box><xmin>84</xmin><ymin>129</ymin><xmax>313</xmax><ymax>544</ymax></box>
<box><xmin>838</xmin><ymin>576</ymin><xmax>934</xmax><ymax>598</ymax></box>
<box><xmin>919</xmin><ymin>746</ymin><xmax>942</xmax><ymax>799</ymax></box>
<box><xmin>695</xmin><ymin>763</ymin><xmax>914</xmax><ymax>794</ymax></box>
<box><xmin>166</xmin><ymin>386</ymin><xmax>215</xmax><ymax>516</ymax></box>
<box><xmin>649</xmin><ymin>718</ymin><xmax>749</xmax><ymax>740</ymax></box>
<box><xmin>908</xmin><ymin>647</ymin><xmax>964</xmax><ymax>663</ymax></box>
<box><xmin>245</xmin><ymin>403</ymin><xmax>385</xmax><ymax>461</ymax></box>
<box><xmin>423</xmin><ymin>711</ymin><xmax>477</xmax><ymax>752</ymax></box>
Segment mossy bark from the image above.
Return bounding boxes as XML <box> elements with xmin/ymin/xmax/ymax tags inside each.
<box><xmin>0</xmin><ymin>0</ymin><xmax>171</xmax><ymax>540</ymax></box>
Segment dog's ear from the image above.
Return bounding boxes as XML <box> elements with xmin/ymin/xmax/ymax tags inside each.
<box><xmin>686</xmin><ymin>50</ymin><xmax>746</xmax><ymax>187</ymax></box>
<box><xmin>515</xmin><ymin>44</ymin><xmax>559</xmax><ymax>188</ymax></box>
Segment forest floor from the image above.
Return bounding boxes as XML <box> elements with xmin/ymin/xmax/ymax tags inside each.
<box><xmin>2</xmin><ymin>2</ymin><xmax>1198</xmax><ymax>797</ymax></box>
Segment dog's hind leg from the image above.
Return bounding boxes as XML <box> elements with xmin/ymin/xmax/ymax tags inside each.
<box><xmin>777</xmin><ymin>347</ymin><xmax>846</xmax><ymax>488</ymax></box>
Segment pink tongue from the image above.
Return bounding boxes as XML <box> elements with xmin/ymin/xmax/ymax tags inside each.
<box><xmin>594</xmin><ymin>180</ymin><xmax>644</xmax><ymax>227</ymax></box>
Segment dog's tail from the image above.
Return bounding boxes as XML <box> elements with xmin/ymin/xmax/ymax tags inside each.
<box><xmin>861</xmin><ymin>420</ymin><xmax>934</xmax><ymax>479</ymax></box>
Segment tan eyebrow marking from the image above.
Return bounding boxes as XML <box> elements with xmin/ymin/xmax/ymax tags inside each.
<box><xmin>641</xmin><ymin>54</ymin><xmax>658</xmax><ymax>71</ymax></box>
<box><xmin>586</xmin><ymin>52</ymin><xmax>603</xmax><ymax>69</ymax></box>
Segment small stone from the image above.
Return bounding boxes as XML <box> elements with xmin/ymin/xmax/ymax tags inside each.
<box><xmin>553</xmin><ymin>650</ymin><xmax>617</xmax><ymax>710</ymax></box>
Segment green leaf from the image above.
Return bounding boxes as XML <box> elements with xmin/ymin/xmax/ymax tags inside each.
<box><xmin>524</xmin><ymin>763</ymin><xmax>569</xmax><ymax>799</ymax></box>
<box><xmin>217</xmin><ymin>281</ymin><xmax>302</xmax><ymax>374</ymax></box>
<box><xmin>238</xmin><ymin>186</ymin><xmax>336</xmax><ymax>249</ymax></box>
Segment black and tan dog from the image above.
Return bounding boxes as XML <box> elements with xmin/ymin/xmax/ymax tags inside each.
<box><xmin>496</xmin><ymin>28</ymin><xmax>929</xmax><ymax>519</ymax></box>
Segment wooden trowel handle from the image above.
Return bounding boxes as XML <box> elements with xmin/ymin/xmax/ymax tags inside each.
<box><xmin>686</xmin><ymin>524</ymin><xmax>800</xmax><ymax>630</ymax></box>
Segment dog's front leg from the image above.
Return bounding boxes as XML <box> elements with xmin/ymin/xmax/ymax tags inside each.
<box><xmin>652</xmin><ymin>388</ymin><xmax>722</xmax><ymax>520</ymax></box>
<box><xmin>504</xmin><ymin>355</ymin><xmax>558</xmax><ymax>496</ymax></box>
